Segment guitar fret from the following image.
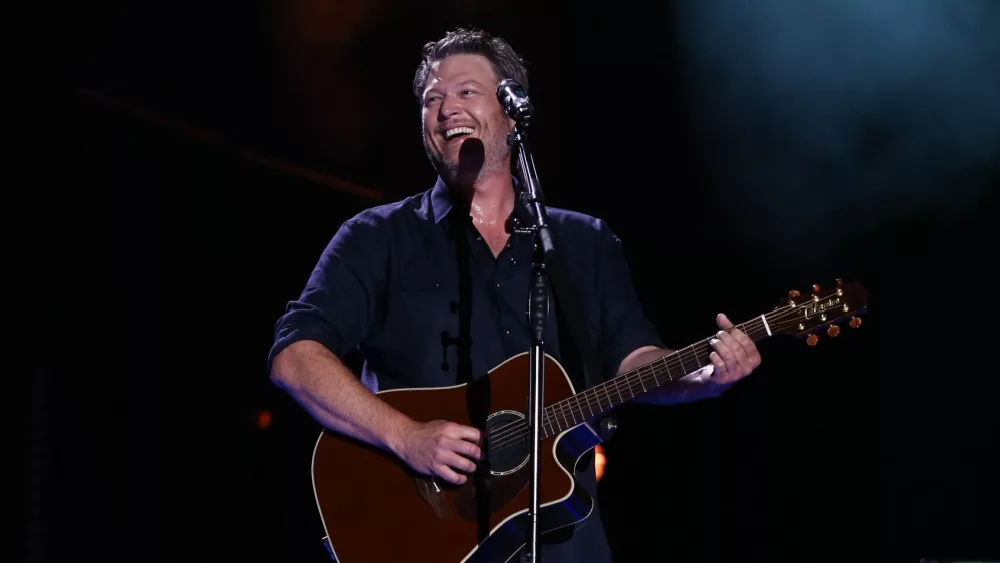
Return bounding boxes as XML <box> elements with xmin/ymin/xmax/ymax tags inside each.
<box><xmin>677</xmin><ymin>350</ymin><xmax>689</xmax><ymax>374</ymax></box>
<box><xmin>665</xmin><ymin>358</ymin><xmax>678</xmax><ymax>381</ymax></box>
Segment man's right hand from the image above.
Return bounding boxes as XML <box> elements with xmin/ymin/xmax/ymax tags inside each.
<box><xmin>394</xmin><ymin>420</ymin><xmax>483</xmax><ymax>485</ymax></box>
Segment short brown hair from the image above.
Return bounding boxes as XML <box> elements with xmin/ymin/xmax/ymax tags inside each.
<box><xmin>413</xmin><ymin>27</ymin><xmax>529</xmax><ymax>102</ymax></box>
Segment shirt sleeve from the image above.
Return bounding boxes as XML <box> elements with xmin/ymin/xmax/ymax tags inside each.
<box><xmin>595</xmin><ymin>220</ymin><xmax>664</xmax><ymax>379</ymax></box>
<box><xmin>266</xmin><ymin>213</ymin><xmax>389</xmax><ymax>375</ymax></box>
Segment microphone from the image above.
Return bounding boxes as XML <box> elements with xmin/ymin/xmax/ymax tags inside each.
<box><xmin>496</xmin><ymin>79</ymin><xmax>533</xmax><ymax>127</ymax></box>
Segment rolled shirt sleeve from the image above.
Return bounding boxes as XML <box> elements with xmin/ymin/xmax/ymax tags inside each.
<box><xmin>267</xmin><ymin>213</ymin><xmax>389</xmax><ymax>375</ymax></box>
<box><xmin>594</xmin><ymin>220</ymin><xmax>664</xmax><ymax>378</ymax></box>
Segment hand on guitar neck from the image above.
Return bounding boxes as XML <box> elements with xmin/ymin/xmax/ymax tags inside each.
<box><xmin>628</xmin><ymin>313</ymin><xmax>762</xmax><ymax>405</ymax></box>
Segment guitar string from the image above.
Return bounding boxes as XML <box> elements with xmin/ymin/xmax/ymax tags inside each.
<box><xmin>512</xmin><ymin>298</ymin><xmax>842</xmax><ymax>436</ymax></box>
<box><xmin>484</xmin><ymin>310</ymin><xmax>783</xmax><ymax>447</ymax></box>
<box><xmin>523</xmin><ymin>304</ymin><xmax>839</xmax><ymax>443</ymax></box>
<box><xmin>484</xmin><ymin>311</ymin><xmax>790</xmax><ymax>451</ymax></box>
<box><xmin>484</xmin><ymin>317</ymin><xmax>771</xmax><ymax>455</ymax></box>
<box><xmin>488</xmin><ymin>297</ymin><xmax>859</xmax><ymax>455</ymax></box>
<box><xmin>485</xmin><ymin>309</ymin><xmax>822</xmax><ymax>458</ymax></box>
<box><xmin>485</xmin><ymin>305</ymin><xmax>829</xmax><ymax>456</ymax></box>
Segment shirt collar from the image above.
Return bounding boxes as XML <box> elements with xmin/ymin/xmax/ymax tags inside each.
<box><xmin>429</xmin><ymin>176</ymin><xmax>455</xmax><ymax>224</ymax></box>
<box><xmin>427</xmin><ymin>175</ymin><xmax>533</xmax><ymax>226</ymax></box>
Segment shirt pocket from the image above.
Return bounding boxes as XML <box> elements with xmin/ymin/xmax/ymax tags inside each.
<box><xmin>389</xmin><ymin>264</ymin><xmax>459</xmax><ymax>332</ymax></box>
<box><xmin>398</xmin><ymin>265</ymin><xmax>458</xmax><ymax>292</ymax></box>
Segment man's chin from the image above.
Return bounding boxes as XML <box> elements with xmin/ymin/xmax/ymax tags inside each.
<box><xmin>429</xmin><ymin>142</ymin><xmax>505</xmax><ymax>186</ymax></box>
<box><xmin>432</xmin><ymin>158</ymin><xmax>462</xmax><ymax>181</ymax></box>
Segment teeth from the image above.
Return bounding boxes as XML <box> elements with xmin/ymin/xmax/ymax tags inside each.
<box><xmin>444</xmin><ymin>127</ymin><xmax>474</xmax><ymax>140</ymax></box>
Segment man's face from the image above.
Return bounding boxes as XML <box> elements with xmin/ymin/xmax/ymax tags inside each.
<box><xmin>421</xmin><ymin>53</ymin><xmax>515</xmax><ymax>184</ymax></box>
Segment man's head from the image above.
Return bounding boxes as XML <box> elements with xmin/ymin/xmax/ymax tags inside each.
<box><xmin>413</xmin><ymin>28</ymin><xmax>528</xmax><ymax>187</ymax></box>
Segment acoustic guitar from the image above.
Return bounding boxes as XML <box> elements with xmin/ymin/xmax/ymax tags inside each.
<box><xmin>310</xmin><ymin>279</ymin><xmax>868</xmax><ymax>562</ymax></box>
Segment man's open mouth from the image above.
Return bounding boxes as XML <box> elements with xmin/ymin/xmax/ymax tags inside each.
<box><xmin>443</xmin><ymin>127</ymin><xmax>474</xmax><ymax>141</ymax></box>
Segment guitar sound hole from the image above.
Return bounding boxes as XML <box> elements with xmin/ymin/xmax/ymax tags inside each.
<box><xmin>486</xmin><ymin>410</ymin><xmax>530</xmax><ymax>475</ymax></box>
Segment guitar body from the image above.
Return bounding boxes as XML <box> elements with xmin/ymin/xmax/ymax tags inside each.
<box><xmin>311</xmin><ymin>353</ymin><xmax>602</xmax><ymax>563</ymax></box>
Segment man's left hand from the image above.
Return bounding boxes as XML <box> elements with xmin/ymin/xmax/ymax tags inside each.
<box><xmin>708</xmin><ymin>313</ymin><xmax>761</xmax><ymax>385</ymax></box>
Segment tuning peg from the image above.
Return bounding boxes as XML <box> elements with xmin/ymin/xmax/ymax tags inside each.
<box><xmin>850</xmin><ymin>317</ymin><xmax>863</xmax><ymax>329</ymax></box>
<box><xmin>827</xmin><ymin>325</ymin><xmax>841</xmax><ymax>337</ymax></box>
<box><xmin>788</xmin><ymin>289</ymin><xmax>801</xmax><ymax>299</ymax></box>
<box><xmin>812</xmin><ymin>284</ymin><xmax>822</xmax><ymax>294</ymax></box>
<box><xmin>806</xmin><ymin>334</ymin><xmax>819</xmax><ymax>346</ymax></box>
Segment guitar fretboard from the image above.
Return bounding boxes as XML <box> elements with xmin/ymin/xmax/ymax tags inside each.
<box><xmin>536</xmin><ymin>317</ymin><xmax>773</xmax><ymax>438</ymax></box>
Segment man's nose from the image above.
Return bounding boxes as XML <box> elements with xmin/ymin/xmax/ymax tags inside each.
<box><xmin>437</xmin><ymin>94</ymin><xmax>461</xmax><ymax>120</ymax></box>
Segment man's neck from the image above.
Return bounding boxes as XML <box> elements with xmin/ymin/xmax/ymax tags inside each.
<box><xmin>454</xmin><ymin>171</ymin><xmax>516</xmax><ymax>227</ymax></box>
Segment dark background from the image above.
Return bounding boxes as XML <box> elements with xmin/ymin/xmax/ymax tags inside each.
<box><xmin>13</xmin><ymin>1</ymin><xmax>999</xmax><ymax>562</ymax></box>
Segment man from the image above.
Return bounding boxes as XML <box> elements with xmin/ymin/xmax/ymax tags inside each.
<box><xmin>268</xmin><ymin>27</ymin><xmax>761</xmax><ymax>562</ymax></box>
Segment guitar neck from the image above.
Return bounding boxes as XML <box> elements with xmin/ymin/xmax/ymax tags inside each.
<box><xmin>537</xmin><ymin>316</ymin><xmax>774</xmax><ymax>439</ymax></box>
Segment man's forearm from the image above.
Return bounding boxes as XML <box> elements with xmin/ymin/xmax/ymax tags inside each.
<box><xmin>270</xmin><ymin>340</ymin><xmax>415</xmax><ymax>454</ymax></box>
<box><xmin>619</xmin><ymin>345</ymin><xmax>729</xmax><ymax>406</ymax></box>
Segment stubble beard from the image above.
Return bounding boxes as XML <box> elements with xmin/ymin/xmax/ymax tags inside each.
<box><xmin>424</xmin><ymin>120</ymin><xmax>511</xmax><ymax>187</ymax></box>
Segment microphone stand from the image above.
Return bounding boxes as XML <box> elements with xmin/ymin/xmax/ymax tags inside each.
<box><xmin>508</xmin><ymin>119</ymin><xmax>553</xmax><ymax>563</ymax></box>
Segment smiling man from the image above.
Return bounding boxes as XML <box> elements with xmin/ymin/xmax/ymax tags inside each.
<box><xmin>268</xmin><ymin>28</ymin><xmax>761</xmax><ymax>562</ymax></box>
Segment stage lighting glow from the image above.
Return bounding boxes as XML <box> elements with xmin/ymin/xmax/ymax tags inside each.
<box><xmin>257</xmin><ymin>410</ymin><xmax>272</xmax><ymax>430</ymax></box>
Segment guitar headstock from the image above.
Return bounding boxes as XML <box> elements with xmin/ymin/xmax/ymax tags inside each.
<box><xmin>773</xmin><ymin>279</ymin><xmax>869</xmax><ymax>346</ymax></box>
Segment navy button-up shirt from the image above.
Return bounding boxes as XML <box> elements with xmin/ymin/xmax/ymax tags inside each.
<box><xmin>269</xmin><ymin>177</ymin><xmax>662</xmax><ymax>393</ymax></box>
<box><xmin>268</xmin><ymin>177</ymin><xmax>663</xmax><ymax>560</ymax></box>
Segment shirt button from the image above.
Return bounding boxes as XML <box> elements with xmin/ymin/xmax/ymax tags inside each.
<box><xmin>496</xmin><ymin>281</ymin><xmax>503</xmax><ymax>289</ymax></box>
<box><xmin>505</xmin><ymin>328</ymin><xmax>511</xmax><ymax>336</ymax></box>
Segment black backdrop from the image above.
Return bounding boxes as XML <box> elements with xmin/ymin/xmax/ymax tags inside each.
<box><xmin>13</xmin><ymin>1</ymin><xmax>999</xmax><ymax>562</ymax></box>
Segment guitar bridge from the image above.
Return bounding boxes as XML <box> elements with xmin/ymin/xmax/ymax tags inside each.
<box><xmin>415</xmin><ymin>476</ymin><xmax>452</xmax><ymax>518</ymax></box>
